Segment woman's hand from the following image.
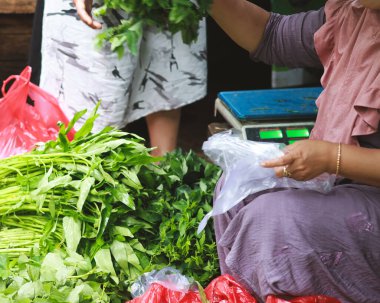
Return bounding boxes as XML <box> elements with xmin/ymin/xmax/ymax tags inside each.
<box><xmin>261</xmin><ymin>140</ymin><xmax>337</xmax><ymax>181</ymax></box>
<box><xmin>73</xmin><ymin>0</ymin><xmax>102</xmax><ymax>29</ymax></box>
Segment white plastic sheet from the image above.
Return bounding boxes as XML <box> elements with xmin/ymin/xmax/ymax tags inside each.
<box><xmin>197</xmin><ymin>130</ymin><xmax>334</xmax><ymax>233</ymax></box>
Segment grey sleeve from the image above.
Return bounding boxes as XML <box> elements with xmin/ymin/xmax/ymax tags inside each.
<box><xmin>250</xmin><ymin>7</ymin><xmax>325</xmax><ymax>69</ymax></box>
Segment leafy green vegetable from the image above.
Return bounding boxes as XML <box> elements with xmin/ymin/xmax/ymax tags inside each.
<box><xmin>0</xmin><ymin>106</ymin><xmax>221</xmax><ymax>302</ymax></box>
<box><xmin>94</xmin><ymin>0</ymin><xmax>213</xmax><ymax>56</ymax></box>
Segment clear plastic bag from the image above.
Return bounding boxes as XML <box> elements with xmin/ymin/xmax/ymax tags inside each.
<box><xmin>130</xmin><ymin>267</ymin><xmax>196</xmax><ymax>299</ymax></box>
<box><xmin>198</xmin><ymin>130</ymin><xmax>335</xmax><ymax>233</ymax></box>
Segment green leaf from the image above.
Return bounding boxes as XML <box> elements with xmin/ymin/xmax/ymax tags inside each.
<box><xmin>66</xmin><ymin>283</ymin><xmax>94</xmax><ymax>303</ymax></box>
<box><xmin>63</xmin><ymin>216</ymin><xmax>82</xmax><ymax>253</ymax></box>
<box><xmin>17</xmin><ymin>281</ymin><xmax>43</xmax><ymax>300</ymax></box>
<box><xmin>196</xmin><ymin>281</ymin><xmax>209</xmax><ymax>303</ymax></box>
<box><xmin>120</xmin><ymin>168</ymin><xmax>142</xmax><ymax>190</ymax></box>
<box><xmin>111</xmin><ymin>183</ymin><xmax>135</xmax><ymax>209</ymax></box>
<box><xmin>110</xmin><ymin>240</ymin><xmax>143</xmax><ymax>273</ymax></box>
<box><xmin>77</xmin><ymin>177</ymin><xmax>96</xmax><ymax>212</ymax></box>
<box><xmin>40</xmin><ymin>253</ymin><xmax>73</xmax><ymax>284</ymax></box>
<box><xmin>94</xmin><ymin>249</ymin><xmax>119</xmax><ymax>284</ymax></box>
<box><xmin>74</xmin><ymin>103</ymin><xmax>100</xmax><ymax>140</ymax></box>
<box><xmin>112</xmin><ymin>226</ymin><xmax>134</xmax><ymax>238</ymax></box>
<box><xmin>97</xmin><ymin>203</ymin><xmax>112</xmax><ymax>239</ymax></box>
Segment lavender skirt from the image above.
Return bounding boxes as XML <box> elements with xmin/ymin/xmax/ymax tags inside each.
<box><xmin>214</xmin><ymin>141</ymin><xmax>380</xmax><ymax>303</ymax></box>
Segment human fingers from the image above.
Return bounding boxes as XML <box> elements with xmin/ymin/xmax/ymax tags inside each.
<box><xmin>261</xmin><ymin>153</ymin><xmax>296</xmax><ymax>179</ymax></box>
<box><xmin>261</xmin><ymin>152</ymin><xmax>295</xmax><ymax>168</ymax></box>
<box><xmin>272</xmin><ymin>165</ymin><xmax>292</xmax><ymax>178</ymax></box>
<box><xmin>261</xmin><ymin>142</ymin><xmax>311</xmax><ymax>179</ymax></box>
<box><xmin>73</xmin><ymin>0</ymin><xmax>102</xmax><ymax>29</ymax></box>
<box><xmin>263</xmin><ymin>140</ymin><xmax>336</xmax><ymax>180</ymax></box>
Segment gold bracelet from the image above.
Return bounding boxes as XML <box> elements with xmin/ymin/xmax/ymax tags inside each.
<box><xmin>336</xmin><ymin>142</ymin><xmax>342</xmax><ymax>176</ymax></box>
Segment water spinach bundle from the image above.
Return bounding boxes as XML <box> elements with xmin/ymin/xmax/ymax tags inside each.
<box><xmin>0</xmin><ymin>108</ymin><xmax>221</xmax><ymax>302</ymax></box>
<box><xmin>94</xmin><ymin>0</ymin><xmax>213</xmax><ymax>55</ymax></box>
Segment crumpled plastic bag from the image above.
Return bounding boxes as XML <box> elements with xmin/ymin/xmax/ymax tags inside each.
<box><xmin>130</xmin><ymin>267</ymin><xmax>196</xmax><ymax>299</ymax></box>
<box><xmin>127</xmin><ymin>268</ymin><xmax>341</xmax><ymax>303</ymax></box>
<box><xmin>0</xmin><ymin>66</ymin><xmax>75</xmax><ymax>158</ymax></box>
<box><xmin>198</xmin><ymin>130</ymin><xmax>335</xmax><ymax>233</ymax></box>
<box><xmin>128</xmin><ymin>268</ymin><xmax>258</xmax><ymax>303</ymax></box>
<box><xmin>205</xmin><ymin>274</ymin><xmax>258</xmax><ymax>303</ymax></box>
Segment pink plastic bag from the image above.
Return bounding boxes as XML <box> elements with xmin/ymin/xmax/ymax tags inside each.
<box><xmin>0</xmin><ymin>66</ymin><xmax>74</xmax><ymax>158</ymax></box>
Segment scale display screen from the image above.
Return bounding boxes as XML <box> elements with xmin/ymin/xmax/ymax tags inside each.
<box><xmin>259</xmin><ymin>129</ymin><xmax>283</xmax><ymax>140</ymax></box>
<box><xmin>242</xmin><ymin>122</ymin><xmax>314</xmax><ymax>145</ymax></box>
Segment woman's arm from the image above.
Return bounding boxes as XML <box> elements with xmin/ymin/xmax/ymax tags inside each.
<box><xmin>359</xmin><ymin>0</ymin><xmax>380</xmax><ymax>9</ymax></box>
<box><xmin>261</xmin><ymin>140</ymin><xmax>380</xmax><ymax>187</ymax></box>
<box><xmin>210</xmin><ymin>0</ymin><xmax>325</xmax><ymax>68</ymax></box>
<box><xmin>251</xmin><ymin>8</ymin><xmax>325</xmax><ymax>68</ymax></box>
<box><xmin>339</xmin><ymin>144</ymin><xmax>380</xmax><ymax>186</ymax></box>
<box><xmin>209</xmin><ymin>0</ymin><xmax>270</xmax><ymax>53</ymax></box>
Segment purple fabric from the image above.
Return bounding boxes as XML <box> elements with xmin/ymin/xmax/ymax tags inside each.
<box><xmin>214</xmin><ymin>133</ymin><xmax>380</xmax><ymax>303</ymax></box>
<box><xmin>251</xmin><ymin>8</ymin><xmax>325</xmax><ymax>69</ymax></box>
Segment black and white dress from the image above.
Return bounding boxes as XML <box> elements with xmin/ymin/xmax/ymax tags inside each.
<box><xmin>39</xmin><ymin>0</ymin><xmax>207</xmax><ymax>132</ymax></box>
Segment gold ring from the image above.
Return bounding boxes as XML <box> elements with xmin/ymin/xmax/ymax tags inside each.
<box><xmin>283</xmin><ymin>166</ymin><xmax>292</xmax><ymax>178</ymax></box>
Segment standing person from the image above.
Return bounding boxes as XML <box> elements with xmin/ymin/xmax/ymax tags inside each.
<box><xmin>38</xmin><ymin>0</ymin><xmax>207</xmax><ymax>156</ymax></box>
<box><xmin>209</xmin><ymin>0</ymin><xmax>380</xmax><ymax>302</ymax></box>
<box><xmin>28</xmin><ymin>0</ymin><xmax>44</xmax><ymax>85</ymax></box>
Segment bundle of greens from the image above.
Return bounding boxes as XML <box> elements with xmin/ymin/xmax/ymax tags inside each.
<box><xmin>0</xmin><ymin>106</ymin><xmax>221</xmax><ymax>302</ymax></box>
<box><xmin>94</xmin><ymin>0</ymin><xmax>213</xmax><ymax>56</ymax></box>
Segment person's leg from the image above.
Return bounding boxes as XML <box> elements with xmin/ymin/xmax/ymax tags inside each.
<box><xmin>127</xmin><ymin>19</ymin><xmax>207</xmax><ymax>155</ymax></box>
<box><xmin>28</xmin><ymin>0</ymin><xmax>44</xmax><ymax>85</ymax></box>
<box><xmin>214</xmin><ymin>184</ymin><xmax>380</xmax><ymax>302</ymax></box>
<box><xmin>145</xmin><ymin>108</ymin><xmax>181</xmax><ymax>156</ymax></box>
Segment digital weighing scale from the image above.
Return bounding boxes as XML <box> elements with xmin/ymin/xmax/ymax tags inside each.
<box><xmin>214</xmin><ymin>87</ymin><xmax>322</xmax><ymax>145</ymax></box>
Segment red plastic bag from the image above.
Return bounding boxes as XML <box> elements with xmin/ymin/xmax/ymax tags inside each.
<box><xmin>204</xmin><ymin>275</ymin><xmax>341</xmax><ymax>303</ymax></box>
<box><xmin>0</xmin><ymin>66</ymin><xmax>74</xmax><ymax>158</ymax></box>
<box><xmin>127</xmin><ymin>274</ymin><xmax>258</xmax><ymax>303</ymax></box>
<box><xmin>205</xmin><ymin>274</ymin><xmax>258</xmax><ymax>303</ymax></box>
<box><xmin>127</xmin><ymin>272</ymin><xmax>341</xmax><ymax>303</ymax></box>
<box><xmin>128</xmin><ymin>283</ymin><xmax>201</xmax><ymax>303</ymax></box>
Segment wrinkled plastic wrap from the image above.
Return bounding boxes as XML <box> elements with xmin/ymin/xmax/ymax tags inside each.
<box><xmin>130</xmin><ymin>267</ymin><xmax>196</xmax><ymax>299</ymax></box>
<box><xmin>0</xmin><ymin>66</ymin><xmax>75</xmax><ymax>158</ymax></box>
<box><xmin>198</xmin><ymin>130</ymin><xmax>335</xmax><ymax>233</ymax></box>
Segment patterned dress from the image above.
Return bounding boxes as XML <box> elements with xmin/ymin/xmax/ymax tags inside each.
<box><xmin>39</xmin><ymin>0</ymin><xmax>207</xmax><ymax>132</ymax></box>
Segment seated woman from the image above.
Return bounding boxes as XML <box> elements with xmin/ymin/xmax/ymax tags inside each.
<box><xmin>209</xmin><ymin>0</ymin><xmax>380</xmax><ymax>302</ymax></box>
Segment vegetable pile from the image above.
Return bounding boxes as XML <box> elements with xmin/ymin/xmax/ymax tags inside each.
<box><xmin>94</xmin><ymin>0</ymin><xmax>213</xmax><ymax>55</ymax></box>
<box><xmin>0</xmin><ymin>106</ymin><xmax>221</xmax><ymax>302</ymax></box>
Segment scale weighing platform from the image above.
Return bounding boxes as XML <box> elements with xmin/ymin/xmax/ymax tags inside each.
<box><xmin>214</xmin><ymin>87</ymin><xmax>322</xmax><ymax>145</ymax></box>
